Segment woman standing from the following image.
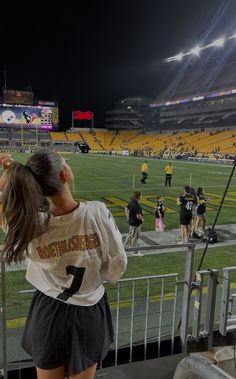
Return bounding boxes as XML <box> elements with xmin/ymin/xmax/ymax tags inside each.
<box><xmin>195</xmin><ymin>187</ymin><xmax>207</xmax><ymax>234</ymax></box>
<box><xmin>0</xmin><ymin>150</ymin><xmax>127</xmax><ymax>379</ymax></box>
<box><xmin>177</xmin><ymin>185</ymin><xmax>194</xmax><ymax>244</ymax></box>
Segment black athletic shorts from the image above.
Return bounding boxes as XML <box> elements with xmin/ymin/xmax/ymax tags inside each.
<box><xmin>197</xmin><ymin>210</ymin><xmax>205</xmax><ymax>216</ymax></box>
<box><xmin>21</xmin><ymin>290</ymin><xmax>114</xmax><ymax>375</ymax></box>
<box><xmin>180</xmin><ymin>212</ymin><xmax>192</xmax><ymax>226</ymax></box>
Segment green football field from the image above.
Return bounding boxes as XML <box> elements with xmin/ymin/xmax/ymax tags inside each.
<box><xmin>1</xmin><ymin>152</ymin><xmax>235</xmax><ymax>234</ymax></box>
<box><xmin>69</xmin><ymin>153</ymin><xmax>236</xmax><ymax>233</ymax></box>
<box><xmin>1</xmin><ymin>152</ymin><xmax>236</xmax><ymax>319</ymax></box>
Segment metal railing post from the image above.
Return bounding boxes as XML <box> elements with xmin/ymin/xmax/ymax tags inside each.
<box><xmin>192</xmin><ymin>269</ymin><xmax>218</xmax><ymax>347</ymax></box>
<box><xmin>219</xmin><ymin>267</ymin><xmax>236</xmax><ymax>336</ymax></box>
<box><xmin>115</xmin><ymin>282</ymin><xmax>120</xmax><ymax>366</ymax></box>
<box><xmin>180</xmin><ymin>244</ymin><xmax>195</xmax><ymax>352</ymax></box>
<box><xmin>192</xmin><ymin>271</ymin><xmax>203</xmax><ymax>340</ymax></box>
<box><xmin>206</xmin><ymin>269</ymin><xmax>218</xmax><ymax>349</ymax></box>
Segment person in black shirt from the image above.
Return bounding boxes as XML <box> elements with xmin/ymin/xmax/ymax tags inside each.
<box><xmin>189</xmin><ymin>187</ymin><xmax>199</xmax><ymax>239</ymax></box>
<box><xmin>195</xmin><ymin>187</ymin><xmax>207</xmax><ymax>234</ymax></box>
<box><xmin>124</xmin><ymin>191</ymin><xmax>144</xmax><ymax>256</ymax></box>
<box><xmin>177</xmin><ymin>185</ymin><xmax>194</xmax><ymax>243</ymax></box>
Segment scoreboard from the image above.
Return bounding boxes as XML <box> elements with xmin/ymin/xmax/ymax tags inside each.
<box><xmin>0</xmin><ymin>104</ymin><xmax>59</xmax><ymax>130</ymax></box>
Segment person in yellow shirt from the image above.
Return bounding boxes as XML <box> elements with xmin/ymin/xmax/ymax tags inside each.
<box><xmin>164</xmin><ymin>162</ymin><xmax>173</xmax><ymax>187</ymax></box>
<box><xmin>140</xmin><ymin>160</ymin><xmax>148</xmax><ymax>183</ymax></box>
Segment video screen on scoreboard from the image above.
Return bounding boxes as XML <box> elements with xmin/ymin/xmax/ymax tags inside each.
<box><xmin>0</xmin><ymin>104</ymin><xmax>59</xmax><ymax>130</ymax></box>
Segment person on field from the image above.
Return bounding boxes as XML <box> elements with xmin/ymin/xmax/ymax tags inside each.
<box><xmin>154</xmin><ymin>195</ymin><xmax>166</xmax><ymax>232</ymax></box>
<box><xmin>140</xmin><ymin>160</ymin><xmax>148</xmax><ymax>183</ymax></box>
<box><xmin>195</xmin><ymin>187</ymin><xmax>208</xmax><ymax>235</ymax></box>
<box><xmin>0</xmin><ymin>150</ymin><xmax>127</xmax><ymax>379</ymax></box>
<box><xmin>164</xmin><ymin>162</ymin><xmax>173</xmax><ymax>187</ymax></box>
<box><xmin>189</xmin><ymin>187</ymin><xmax>199</xmax><ymax>239</ymax></box>
<box><xmin>177</xmin><ymin>185</ymin><xmax>195</xmax><ymax>244</ymax></box>
<box><xmin>124</xmin><ymin>190</ymin><xmax>144</xmax><ymax>256</ymax></box>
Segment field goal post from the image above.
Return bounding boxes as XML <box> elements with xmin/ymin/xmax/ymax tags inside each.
<box><xmin>189</xmin><ymin>172</ymin><xmax>192</xmax><ymax>186</ymax></box>
<box><xmin>20</xmin><ymin>124</ymin><xmax>40</xmax><ymax>148</ymax></box>
<box><xmin>133</xmin><ymin>173</ymin><xmax>135</xmax><ymax>189</ymax></box>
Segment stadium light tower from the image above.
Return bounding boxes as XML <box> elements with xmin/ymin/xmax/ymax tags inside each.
<box><xmin>212</xmin><ymin>37</ymin><xmax>225</xmax><ymax>47</ymax></box>
<box><xmin>190</xmin><ymin>45</ymin><xmax>201</xmax><ymax>56</ymax></box>
<box><xmin>164</xmin><ymin>32</ymin><xmax>236</xmax><ymax>63</ymax></box>
<box><xmin>174</xmin><ymin>52</ymin><xmax>184</xmax><ymax>61</ymax></box>
<box><xmin>229</xmin><ymin>33</ymin><xmax>236</xmax><ymax>40</ymax></box>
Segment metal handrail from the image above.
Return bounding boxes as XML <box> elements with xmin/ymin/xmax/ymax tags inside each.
<box><xmin>0</xmin><ymin>243</ymin><xmax>196</xmax><ymax>378</ymax></box>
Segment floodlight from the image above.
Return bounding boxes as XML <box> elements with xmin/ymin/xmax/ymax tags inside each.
<box><xmin>229</xmin><ymin>33</ymin><xmax>236</xmax><ymax>40</ymax></box>
<box><xmin>164</xmin><ymin>57</ymin><xmax>174</xmax><ymax>62</ymax></box>
<box><xmin>190</xmin><ymin>46</ymin><xmax>201</xmax><ymax>56</ymax></box>
<box><xmin>212</xmin><ymin>37</ymin><xmax>225</xmax><ymax>47</ymax></box>
<box><xmin>174</xmin><ymin>52</ymin><xmax>183</xmax><ymax>61</ymax></box>
<box><xmin>164</xmin><ymin>31</ymin><xmax>236</xmax><ymax>63</ymax></box>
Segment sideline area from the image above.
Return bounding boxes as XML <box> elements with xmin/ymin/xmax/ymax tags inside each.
<box><xmin>123</xmin><ymin>223</ymin><xmax>236</xmax><ymax>255</ymax></box>
<box><xmin>4</xmin><ymin>224</ymin><xmax>236</xmax><ymax>271</ymax></box>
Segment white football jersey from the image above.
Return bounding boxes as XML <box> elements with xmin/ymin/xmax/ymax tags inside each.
<box><xmin>3</xmin><ymin>201</ymin><xmax>127</xmax><ymax>306</ymax></box>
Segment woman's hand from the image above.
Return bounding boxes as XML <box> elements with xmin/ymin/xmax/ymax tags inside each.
<box><xmin>0</xmin><ymin>154</ymin><xmax>13</xmax><ymax>170</ymax></box>
<box><xmin>0</xmin><ymin>154</ymin><xmax>13</xmax><ymax>191</ymax></box>
<box><xmin>0</xmin><ymin>154</ymin><xmax>13</xmax><ymax>169</ymax></box>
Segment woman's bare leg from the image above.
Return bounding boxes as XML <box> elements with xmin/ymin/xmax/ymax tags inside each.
<box><xmin>191</xmin><ymin>216</ymin><xmax>196</xmax><ymax>234</ymax></box>
<box><xmin>69</xmin><ymin>363</ymin><xmax>97</xmax><ymax>379</ymax></box>
<box><xmin>195</xmin><ymin>216</ymin><xmax>200</xmax><ymax>232</ymax></box>
<box><xmin>36</xmin><ymin>365</ymin><xmax>65</xmax><ymax>379</ymax></box>
<box><xmin>180</xmin><ymin>225</ymin><xmax>185</xmax><ymax>242</ymax></box>
<box><xmin>202</xmin><ymin>215</ymin><xmax>206</xmax><ymax>231</ymax></box>
<box><xmin>184</xmin><ymin>226</ymin><xmax>189</xmax><ymax>242</ymax></box>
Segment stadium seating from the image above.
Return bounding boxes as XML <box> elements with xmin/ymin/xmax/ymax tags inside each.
<box><xmin>39</xmin><ymin>132</ymin><xmax>51</xmax><ymax>141</ymax></box>
<box><xmin>102</xmin><ymin>130</ymin><xmax>114</xmax><ymax>150</ymax></box>
<box><xmin>0</xmin><ymin>128</ymin><xmax>235</xmax><ymax>157</ymax></box>
<box><xmin>66</xmin><ymin>132</ymin><xmax>84</xmax><ymax>142</ymax></box>
<box><xmin>79</xmin><ymin>130</ymin><xmax>104</xmax><ymax>150</ymax></box>
<box><xmin>50</xmin><ymin>132</ymin><xmax>67</xmax><ymax>141</ymax></box>
<box><xmin>106</xmin><ymin>129</ymin><xmax>236</xmax><ymax>156</ymax></box>
<box><xmin>111</xmin><ymin>130</ymin><xmax>140</xmax><ymax>150</ymax></box>
<box><xmin>0</xmin><ymin>130</ymin><xmax>9</xmax><ymax>140</ymax></box>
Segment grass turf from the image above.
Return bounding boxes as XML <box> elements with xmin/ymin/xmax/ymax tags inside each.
<box><xmin>0</xmin><ymin>152</ymin><xmax>235</xmax><ymax>235</ymax></box>
<box><xmin>1</xmin><ymin>152</ymin><xmax>236</xmax><ymax>318</ymax></box>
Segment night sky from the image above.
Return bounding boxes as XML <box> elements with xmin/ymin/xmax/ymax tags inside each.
<box><xmin>2</xmin><ymin>0</ymin><xmax>236</xmax><ymax>130</ymax></box>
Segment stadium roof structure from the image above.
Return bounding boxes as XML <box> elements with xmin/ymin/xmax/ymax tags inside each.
<box><xmin>151</xmin><ymin>48</ymin><xmax>236</xmax><ymax>129</ymax></box>
<box><xmin>105</xmin><ymin>96</ymin><xmax>159</xmax><ymax>130</ymax></box>
<box><xmin>151</xmin><ymin>85</ymin><xmax>236</xmax><ymax>108</ymax></box>
<box><xmin>153</xmin><ymin>84</ymin><xmax>236</xmax><ymax>130</ymax></box>
<box><xmin>155</xmin><ymin>30</ymin><xmax>236</xmax><ymax>104</ymax></box>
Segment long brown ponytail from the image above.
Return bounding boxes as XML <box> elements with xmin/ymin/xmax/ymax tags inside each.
<box><xmin>2</xmin><ymin>150</ymin><xmax>63</xmax><ymax>263</ymax></box>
